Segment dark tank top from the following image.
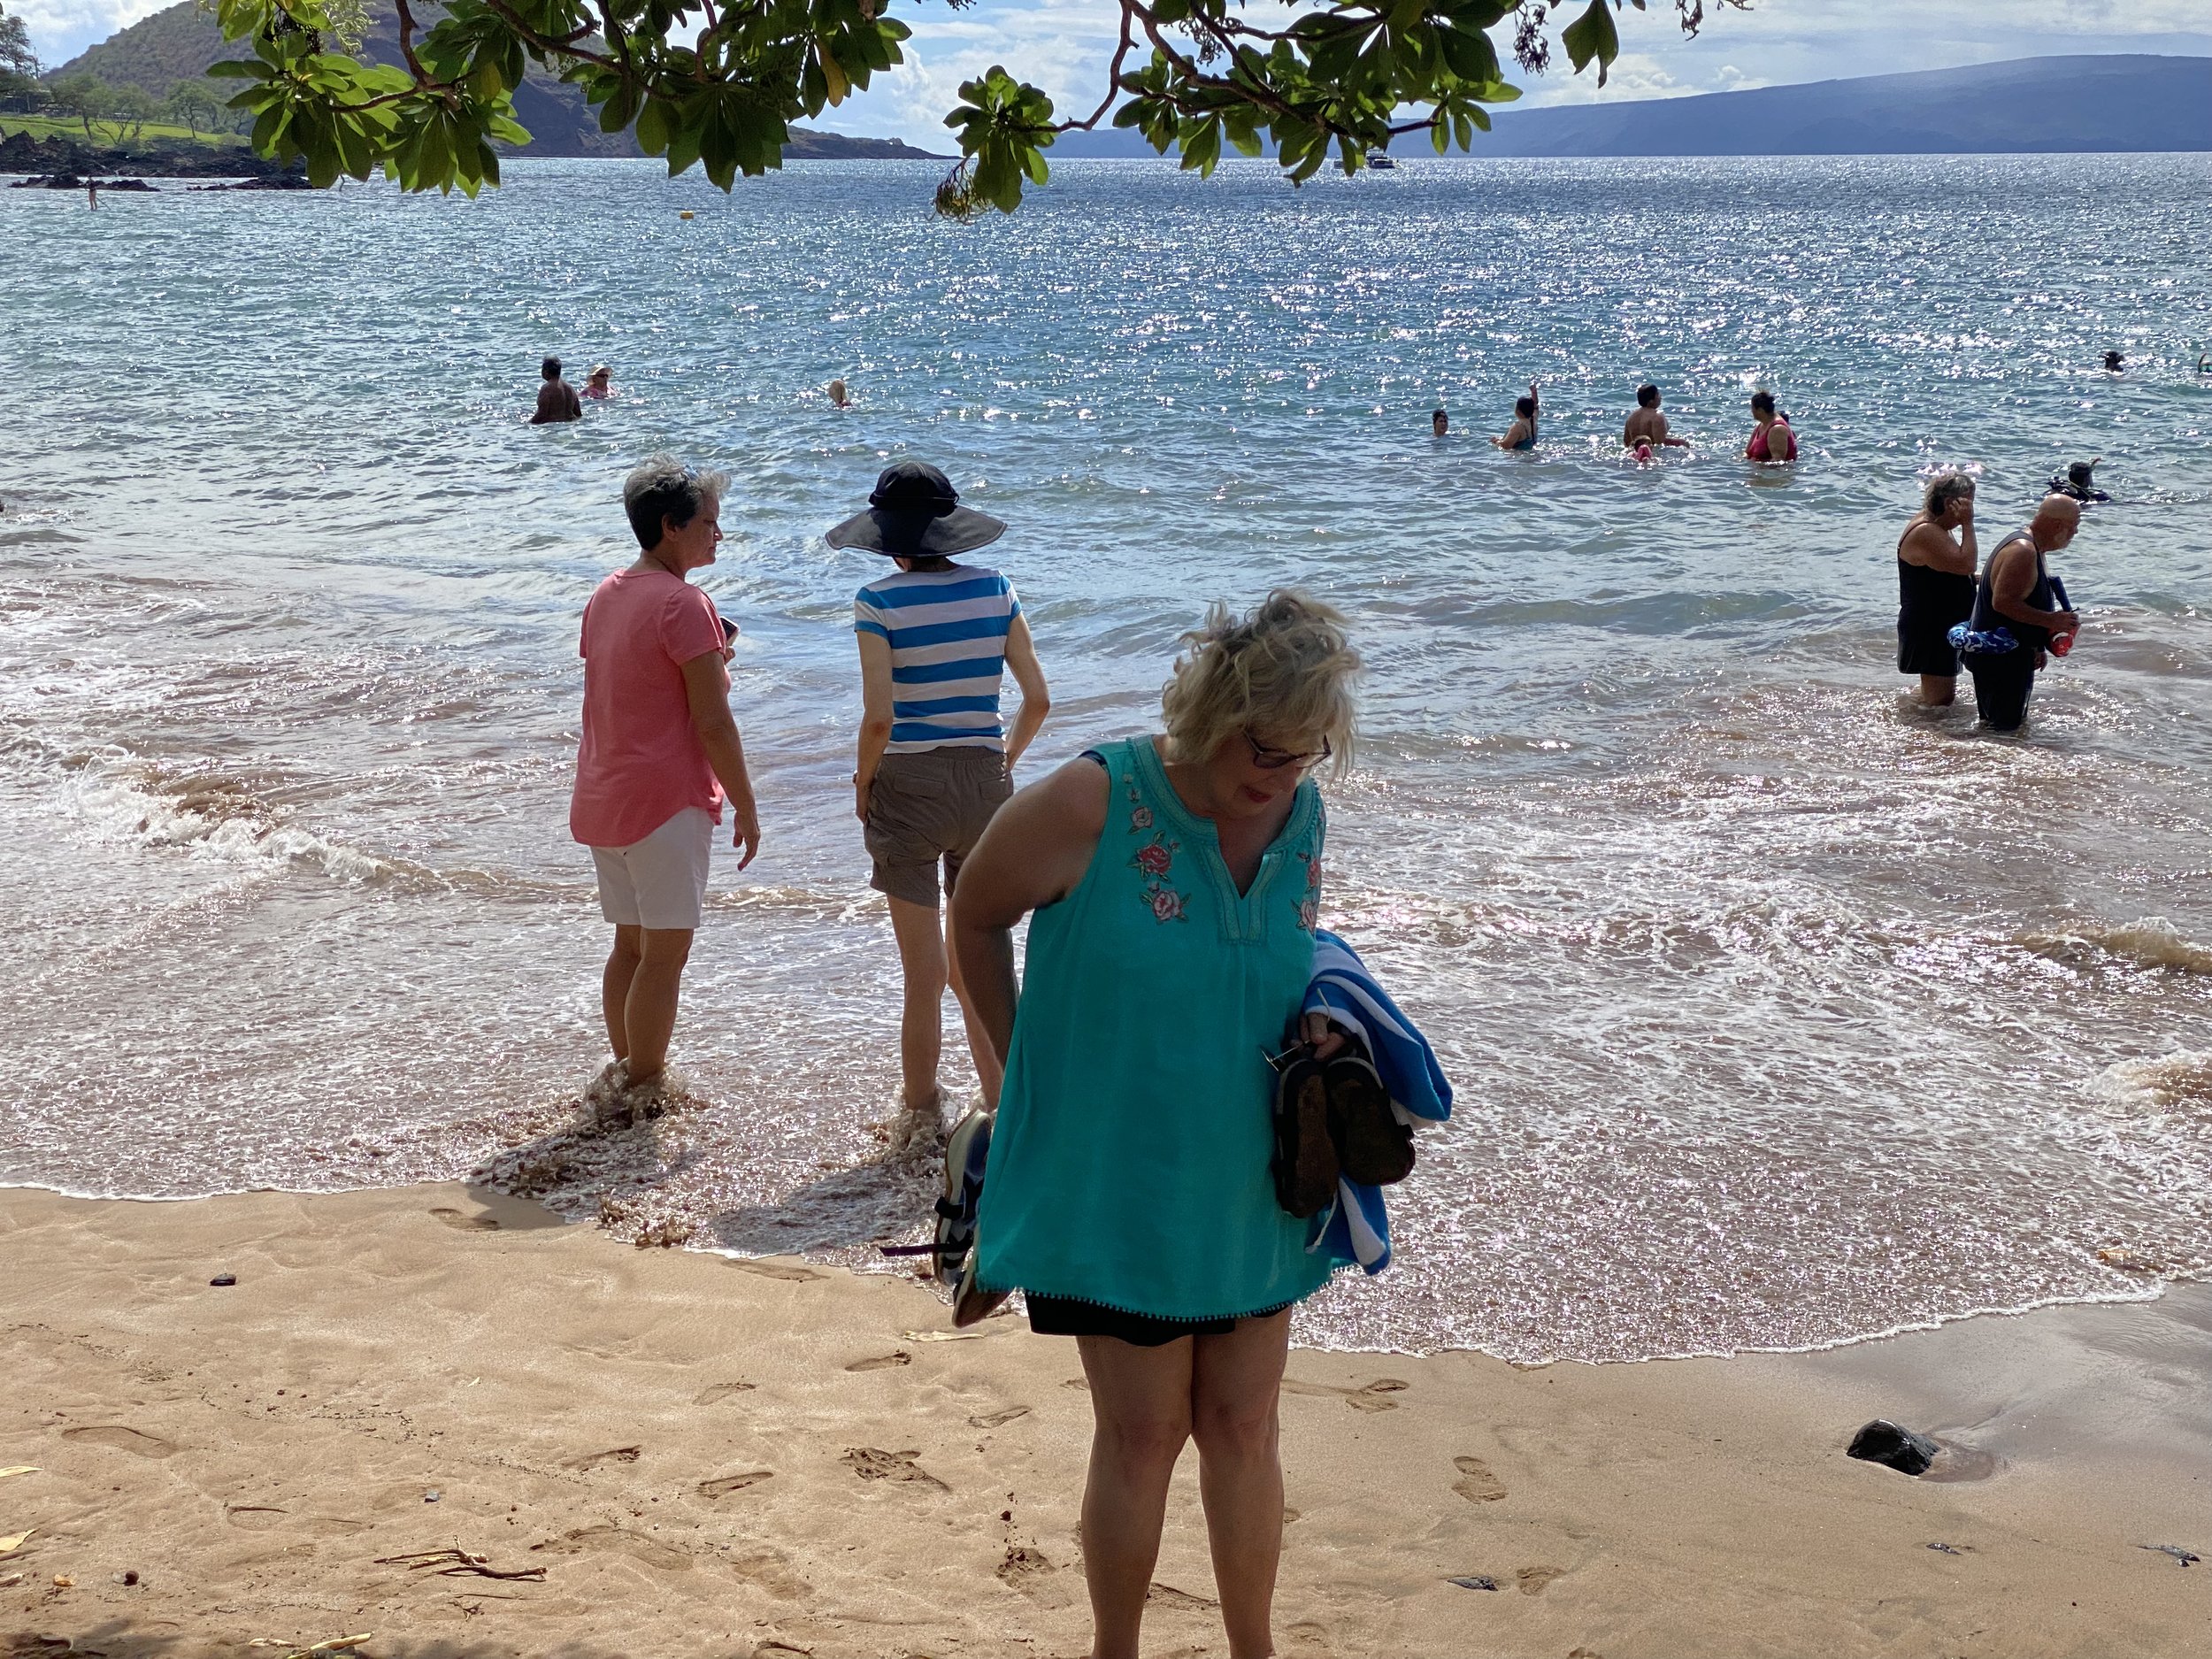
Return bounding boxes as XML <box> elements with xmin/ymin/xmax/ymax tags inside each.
<box><xmin>1970</xmin><ymin>530</ymin><xmax>2053</xmax><ymax>654</ymax></box>
<box><xmin>1895</xmin><ymin>527</ymin><xmax>1975</xmax><ymax>626</ymax></box>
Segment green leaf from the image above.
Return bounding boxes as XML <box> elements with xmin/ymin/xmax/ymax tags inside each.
<box><xmin>1561</xmin><ymin>0</ymin><xmax>1622</xmax><ymax>86</ymax></box>
<box><xmin>635</xmin><ymin>96</ymin><xmax>670</xmax><ymax>155</ymax></box>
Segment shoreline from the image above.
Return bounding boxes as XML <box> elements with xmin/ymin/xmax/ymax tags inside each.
<box><xmin>4</xmin><ymin>1183</ymin><xmax>2207</xmax><ymax>1657</ymax></box>
<box><xmin>3</xmin><ymin>1173</ymin><xmax>2190</xmax><ymax>1368</ymax></box>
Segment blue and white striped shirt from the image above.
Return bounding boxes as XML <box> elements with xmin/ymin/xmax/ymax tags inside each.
<box><xmin>853</xmin><ymin>564</ymin><xmax>1023</xmax><ymax>754</ymax></box>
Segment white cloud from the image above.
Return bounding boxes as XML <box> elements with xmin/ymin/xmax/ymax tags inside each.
<box><xmin>15</xmin><ymin>0</ymin><xmax>175</xmax><ymax>69</ymax></box>
<box><xmin>827</xmin><ymin>0</ymin><xmax>1128</xmax><ymax>146</ymax></box>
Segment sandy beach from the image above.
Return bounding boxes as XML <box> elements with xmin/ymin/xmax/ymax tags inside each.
<box><xmin>4</xmin><ymin>1182</ymin><xmax>2207</xmax><ymax>1658</ymax></box>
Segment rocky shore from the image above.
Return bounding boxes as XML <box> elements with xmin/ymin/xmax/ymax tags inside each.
<box><xmin>0</xmin><ymin>128</ymin><xmax>303</xmax><ymax>181</ymax></box>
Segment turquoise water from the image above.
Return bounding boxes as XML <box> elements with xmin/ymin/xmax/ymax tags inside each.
<box><xmin>3</xmin><ymin>154</ymin><xmax>2209</xmax><ymax>1361</ymax></box>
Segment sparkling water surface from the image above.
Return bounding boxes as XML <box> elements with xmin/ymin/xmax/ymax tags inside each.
<box><xmin>3</xmin><ymin>155</ymin><xmax>2209</xmax><ymax>1362</ymax></box>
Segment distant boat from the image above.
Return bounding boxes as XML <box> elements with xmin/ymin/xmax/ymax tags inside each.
<box><xmin>1366</xmin><ymin>153</ymin><xmax>1397</xmax><ymax>170</ymax></box>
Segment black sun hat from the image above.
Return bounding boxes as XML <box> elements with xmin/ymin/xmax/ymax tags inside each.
<box><xmin>825</xmin><ymin>460</ymin><xmax>1006</xmax><ymax>557</ymax></box>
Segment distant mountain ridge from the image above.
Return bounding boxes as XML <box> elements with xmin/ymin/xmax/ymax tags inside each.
<box><xmin>1050</xmin><ymin>54</ymin><xmax>2212</xmax><ymax>158</ymax></box>
<box><xmin>49</xmin><ymin>2</ymin><xmax>945</xmax><ymax>160</ymax></box>
<box><xmin>1468</xmin><ymin>55</ymin><xmax>2210</xmax><ymax>157</ymax></box>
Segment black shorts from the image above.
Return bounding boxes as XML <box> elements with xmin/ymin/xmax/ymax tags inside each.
<box><xmin>1026</xmin><ymin>1294</ymin><xmax>1292</xmax><ymax>1348</ymax></box>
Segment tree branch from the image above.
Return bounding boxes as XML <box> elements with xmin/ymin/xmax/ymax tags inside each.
<box><xmin>480</xmin><ymin>0</ymin><xmax>621</xmax><ymax>71</ymax></box>
<box><xmin>393</xmin><ymin>0</ymin><xmax>427</xmax><ymax>81</ymax></box>
<box><xmin>1056</xmin><ymin>4</ymin><xmax>1133</xmax><ymax>133</ymax></box>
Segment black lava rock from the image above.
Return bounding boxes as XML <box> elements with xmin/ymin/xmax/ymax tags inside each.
<box><xmin>1847</xmin><ymin>1418</ymin><xmax>1939</xmax><ymax>1476</ymax></box>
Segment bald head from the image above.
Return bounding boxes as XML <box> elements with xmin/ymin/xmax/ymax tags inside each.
<box><xmin>2031</xmin><ymin>493</ymin><xmax>2081</xmax><ymax>549</ymax></box>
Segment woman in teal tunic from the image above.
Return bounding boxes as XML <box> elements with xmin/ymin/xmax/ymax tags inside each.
<box><xmin>952</xmin><ymin>589</ymin><xmax>1360</xmax><ymax>1659</ymax></box>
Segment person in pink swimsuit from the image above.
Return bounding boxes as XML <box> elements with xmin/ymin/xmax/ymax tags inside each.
<box><xmin>1746</xmin><ymin>391</ymin><xmax>1797</xmax><ymax>463</ymax></box>
<box><xmin>571</xmin><ymin>457</ymin><xmax>762</xmax><ymax>1111</ymax></box>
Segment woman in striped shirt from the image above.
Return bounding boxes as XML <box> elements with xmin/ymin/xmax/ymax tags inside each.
<box><xmin>829</xmin><ymin>461</ymin><xmax>1050</xmax><ymax>1148</ymax></box>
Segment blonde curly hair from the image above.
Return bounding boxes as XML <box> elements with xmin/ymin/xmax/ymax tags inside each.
<box><xmin>1160</xmin><ymin>589</ymin><xmax>1359</xmax><ymax>774</ymax></box>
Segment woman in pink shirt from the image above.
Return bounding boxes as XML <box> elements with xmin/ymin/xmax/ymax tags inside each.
<box><xmin>572</xmin><ymin>457</ymin><xmax>762</xmax><ymax>1111</ymax></box>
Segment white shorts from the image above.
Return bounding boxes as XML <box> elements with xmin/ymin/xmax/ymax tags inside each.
<box><xmin>590</xmin><ymin>806</ymin><xmax>713</xmax><ymax>931</ymax></box>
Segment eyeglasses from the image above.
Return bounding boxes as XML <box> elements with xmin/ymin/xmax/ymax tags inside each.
<box><xmin>1244</xmin><ymin>731</ymin><xmax>1332</xmax><ymax>771</ymax></box>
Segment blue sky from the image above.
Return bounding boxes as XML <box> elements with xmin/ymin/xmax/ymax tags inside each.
<box><xmin>18</xmin><ymin>0</ymin><xmax>2212</xmax><ymax>146</ymax></box>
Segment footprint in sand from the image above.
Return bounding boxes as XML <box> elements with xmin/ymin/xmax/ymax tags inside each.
<box><xmin>430</xmin><ymin>1207</ymin><xmax>499</xmax><ymax>1231</ymax></box>
<box><xmin>1517</xmin><ymin>1564</ymin><xmax>1563</xmax><ymax>1596</ymax></box>
<box><xmin>547</xmin><ymin>1525</ymin><xmax>693</xmax><ymax>1572</ymax></box>
<box><xmin>726</xmin><ymin>1258</ymin><xmax>823</xmax><ymax>1282</ymax></box>
<box><xmin>1452</xmin><ymin>1455</ymin><xmax>1507</xmax><ymax>1503</ymax></box>
<box><xmin>995</xmin><ymin>1544</ymin><xmax>1074</xmax><ymax>1607</ymax></box>
<box><xmin>696</xmin><ymin>1471</ymin><xmax>773</xmax><ymax>1498</ymax></box>
<box><xmin>1061</xmin><ymin>1378</ymin><xmax>1089</xmax><ymax>1393</ymax></box>
<box><xmin>841</xmin><ymin>1448</ymin><xmax>948</xmax><ymax>1491</ymax></box>
<box><xmin>729</xmin><ymin>1548</ymin><xmax>810</xmax><ymax>1599</ymax></box>
<box><xmin>61</xmin><ymin>1426</ymin><xmax>177</xmax><ymax>1459</ymax></box>
<box><xmin>565</xmin><ymin>1445</ymin><xmax>641</xmax><ymax>1471</ymax></box>
<box><xmin>1281</xmin><ymin>1377</ymin><xmax>1409</xmax><ymax>1413</ymax></box>
<box><xmin>693</xmin><ymin>1381</ymin><xmax>757</xmax><ymax>1405</ymax></box>
<box><xmin>1148</xmin><ymin>1582</ymin><xmax>1221</xmax><ymax>1611</ymax></box>
<box><xmin>844</xmin><ymin>1350</ymin><xmax>912</xmax><ymax>1372</ymax></box>
<box><xmin>969</xmin><ymin>1406</ymin><xmax>1031</xmax><ymax>1429</ymax></box>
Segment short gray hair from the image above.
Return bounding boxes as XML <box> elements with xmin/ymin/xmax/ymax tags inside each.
<box><xmin>1922</xmin><ymin>472</ymin><xmax>1975</xmax><ymax>517</ymax></box>
<box><xmin>1160</xmin><ymin>589</ymin><xmax>1360</xmax><ymax>774</ymax></box>
<box><xmin>623</xmin><ymin>454</ymin><xmax>728</xmax><ymax>550</ymax></box>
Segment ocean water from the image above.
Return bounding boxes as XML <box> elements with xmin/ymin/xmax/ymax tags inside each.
<box><xmin>3</xmin><ymin>153</ymin><xmax>2209</xmax><ymax>1363</ymax></box>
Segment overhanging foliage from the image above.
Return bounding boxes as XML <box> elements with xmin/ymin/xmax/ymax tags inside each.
<box><xmin>204</xmin><ymin>0</ymin><xmax>1741</xmax><ymax>207</ymax></box>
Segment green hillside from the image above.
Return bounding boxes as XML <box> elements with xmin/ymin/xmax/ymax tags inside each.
<box><xmin>50</xmin><ymin>2</ymin><xmax>941</xmax><ymax>158</ymax></box>
<box><xmin>47</xmin><ymin>1</ymin><xmax>231</xmax><ymax>93</ymax></box>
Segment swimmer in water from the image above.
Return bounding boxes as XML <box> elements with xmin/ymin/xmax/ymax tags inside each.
<box><xmin>2103</xmin><ymin>350</ymin><xmax>2125</xmax><ymax>373</ymax></box>
<box><xmin>1623</xmin><ymin>383</ymin><xmax>1690</xmax><ymax>451</ymax></box>
<box><xmin>584</xmin><ymin>364</ymin><xmax>611</xmax><ymax>400</ymax></box>
<box><xmin>530</xmin><ymin>356</ymin><xmax>582</xmax><ymax>425</ymax></box>
<box><xmin>1491</xmin><ymin>384</ymin><xmax>1538</xmax><ymax>451</ymax></box>
<box><xmin>2047</xmin><ymin>458</ymin><xmax>2110</xmax><ymax>503</ymax></box>
<box><xmin>1432</xmin><ymin>407</ymin><xmax>1448</xmax><ymax>438</ymax></box>
<box><xmin>1632</xmin><ymin>439</ymin><xmax>1655</xmax><ymax>464</ymax></box>
<box><xmin>828</xmin><ymin>377</ymin><xmax>852</xmax><ymax>408</ymax></box>
<box><xmin>1745</xmin><ymin>391</ymin><xmax>1796</xmax><ymax>463</ymax></box>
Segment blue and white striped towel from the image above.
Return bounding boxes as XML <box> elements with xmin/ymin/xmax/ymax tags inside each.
<box><xmin>1301</xmin><ymin>930</ymin><xmax>1453</xmax><ymax>1275</ymax></box>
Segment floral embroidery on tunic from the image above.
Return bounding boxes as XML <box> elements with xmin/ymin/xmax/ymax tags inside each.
<box><xmin>1297</xmin><ymin>849</ymin><xmax>1323</xmax><ymax>933</ymax></box>
<box><xmin>1126</xmin><ymin>776</ymin><xmax>1189</xmax><ymax>924</ymax></box>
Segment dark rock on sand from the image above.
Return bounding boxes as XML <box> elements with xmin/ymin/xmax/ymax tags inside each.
<box><xmin>1847</xmin><ymin>1418</ymin><xmax>1939</xmax><ymax>1476</ymax></box>
<box><xmin>209</xmin><ymin>1272</ymin><xmax>236</xmax><ymax>1286</ymax></box>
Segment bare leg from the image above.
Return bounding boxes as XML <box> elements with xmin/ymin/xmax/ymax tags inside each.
<box><xmin>1191</xmin><ymin>1310</ymin><xmax>1294</xmax><ymax>1659</ymax></box>
<box><xmin>1077</xmin><ymin>1334</ymin><xmax>1196</xmax><ymax>1659</ymax></box>
<box><xmin>885</xmin><ymin>895</ymin><xmax>949</xmax><ymax>1109</ymax></box>
<box><xmin>944</xmin><ymin>915</ymin><xmax>1004</xmax><ymax>1104</ymax></box>
<box><xmin>619</xmin><ymin>926</ymin><xmax>694</xmax><ymax>1085</ymax></box>
<box><xmin>601</xmin><ymin>925</ymin><xmax>643</xmax><ymax>1063</ymax></box>
<box><xmin>1918</xmin><ymin>673</ymin><xmax>1957</xmax><ymax>707</ymax></box>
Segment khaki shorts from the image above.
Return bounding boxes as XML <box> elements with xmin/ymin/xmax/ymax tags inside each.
<box><xmin>864</xmin><ymin>748</ymin><xmax>1012</xmax><ymax>908</ymax></box>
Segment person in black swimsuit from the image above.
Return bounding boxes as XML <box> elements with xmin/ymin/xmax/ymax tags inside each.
<box><xmin>1895</xmin><ymin>472</ymin><xmax>1978</xmax><ymax>705</ymax></box>
<box><xmin>1963</xmin><ymin>495</ymin><xmax>2082</xmax><ymax>733</ymax></box>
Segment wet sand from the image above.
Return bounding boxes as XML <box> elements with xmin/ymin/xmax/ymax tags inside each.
<box><xmin>3</xmin><ymin>1182</ymin><xmax>2207</xmax><ymax>1658</ymax></box>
